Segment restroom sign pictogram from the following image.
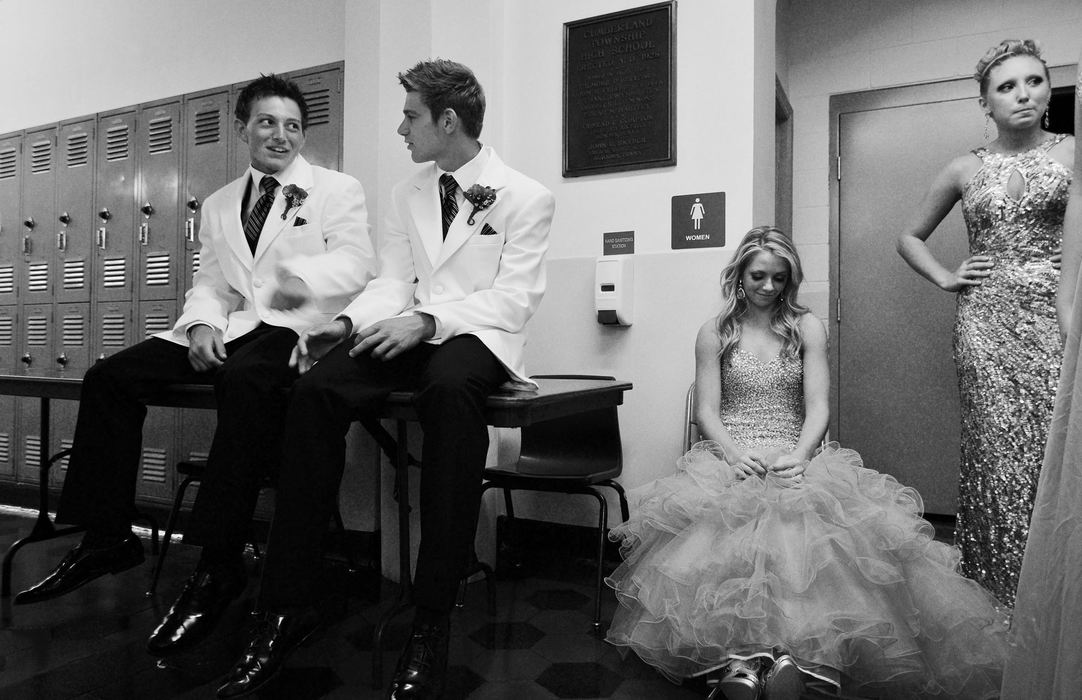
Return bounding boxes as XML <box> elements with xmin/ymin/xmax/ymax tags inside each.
<box><xmin>671</xmin><ymin>192</ymin><xmax>725</xmax><ymax>249</ymax></box>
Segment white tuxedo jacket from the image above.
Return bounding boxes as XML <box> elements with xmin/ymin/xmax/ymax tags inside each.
<box><xmin>157</xmin><ymin>156</ymin><xmax>376</xmax><ymax>345</ymax></box>
<box><xmin>339</xmin><ymin>148</ymin><xmax>555</xmax><ymax>385</ymax></box>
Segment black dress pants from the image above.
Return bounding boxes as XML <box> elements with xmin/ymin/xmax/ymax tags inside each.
<box><xmin>259</xmin><ymin>334</ymin><xmax>508</xmax><ymax>612</ymax></box>
<box><xmin>56</xmin><ymin>324</ymin><xmax>299</xmax><ymax>554</ymax></box>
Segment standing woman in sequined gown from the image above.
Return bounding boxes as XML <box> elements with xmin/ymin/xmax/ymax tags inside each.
<box><xmin>1002</xmin><ymin>57</ymin><xmax>1082</xmax><ymax>700</ymax></box>
<box><xmin>607</xmin><ymin>228</ymin><xmax>1008</xmax><ymax>700</ymax></box>
<box><xmin>897</xmin><ymin>39</ymin><xmax>1073</xmax><ymax>607</ymax></box>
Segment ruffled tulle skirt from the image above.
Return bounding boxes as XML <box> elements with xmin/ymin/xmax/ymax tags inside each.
<box><xmin>605</xmin><ymin>442</ymin><xmax>1008</xmax><ymax>699</ymax></box>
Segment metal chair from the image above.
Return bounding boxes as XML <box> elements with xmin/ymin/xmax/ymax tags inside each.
<box><xmin>478</xmin><ymin>374</ymin><xmax>629</xmax><ymax>631</ymax></box>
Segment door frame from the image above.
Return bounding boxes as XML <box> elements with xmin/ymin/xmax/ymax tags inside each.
<box><xmin>826</xmin><ymin>63</ymin><xmax>1077</xmax><ymax>440</ymax></box>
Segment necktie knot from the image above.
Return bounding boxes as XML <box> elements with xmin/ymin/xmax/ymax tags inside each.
<box><xmin>260</xmin><ymin>176</ymin><xmax>279</xmax><ymax>196</ymax></box>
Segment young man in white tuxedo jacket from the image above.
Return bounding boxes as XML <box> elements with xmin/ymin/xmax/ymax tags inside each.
<box><xmin>215</xmin><ymin>60</ymin><xmax>556</xmax><ymax>699</ymax></box>
<box><xmin>15</xmin><ymin>76</ymin><xmax>377</xmax><ymax>646</ymax></box>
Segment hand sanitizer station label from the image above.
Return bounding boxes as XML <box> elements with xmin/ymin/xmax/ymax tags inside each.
<box><xmin>671</xmin><ymin>192</ymin><xmax>725</xmax><ymax>249</ymax></box>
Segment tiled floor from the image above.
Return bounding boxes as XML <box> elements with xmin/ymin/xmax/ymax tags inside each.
<box><xmin>0</xmin><ymin>509</ymin><xmax>709</xmax><ymax>700</ymax></box>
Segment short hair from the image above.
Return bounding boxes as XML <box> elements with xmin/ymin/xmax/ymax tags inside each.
<box><xmin>715</xmin><ymin>227</ymin><xmax>808</xmax><ymax>360</ymax></box>
<box><xmin>397</xmin><ymin>59</ymin><xmax>485</xmax><ymax>138</ymax></box>
<box><xmin>234</xmin><ymin>74</ymin><xmax>309</xmax><ymax>131</ymax></box>
<box><xmin>974</xmin><ymin>39</ymin><xmax>1049</xmax><ymax>96</ymax></box>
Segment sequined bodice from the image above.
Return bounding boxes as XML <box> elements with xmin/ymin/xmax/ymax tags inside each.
<box><xmin>961</xmin><ymin>135</ymin><xmax>1070</xmax><ymax>276</ymax></box>
<box><xmin>719</xmin><ymin>349</ymin><xmax>804</xmax><ymax>452</ymax></box>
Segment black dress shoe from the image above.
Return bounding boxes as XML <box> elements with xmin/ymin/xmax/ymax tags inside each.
<box><xmin>146</xmin><ymin>562</ymin><xmax>246</xmax><ymax>657</ymax></box>
<box><xmin>387</xmin><ymin>622</ymin><xmax>449</xmax><ymax>700</ymax></box>
<box><xmin>14</xmin><ymin>534</ymin><xmax>143</xmax><ymax>605</ymax></box>
<box><xmin>216</xmin><ymin>608</ymin><xmax>321</xmax><ymax>698</ymax></box>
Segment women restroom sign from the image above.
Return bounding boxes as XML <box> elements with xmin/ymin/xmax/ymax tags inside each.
<box><xmin>671</xmin><ymin>192</ymin><xmax>724</xmax><ymax>249</ymax></box>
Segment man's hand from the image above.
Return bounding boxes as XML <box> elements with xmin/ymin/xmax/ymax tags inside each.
<box><xmin>269</xmin><ymin>275</ymin><xmax>311</xmax><ymax>310</ymax></box>
<box><xmin>187</xmin><ymin>325</ymin><xmax>226</xmax><ymax>372</ymax></box>
<box><xmin>349</xmin><ymin>314</ymin><xmax>436</xmax><ymax>361</ymax></box>
<box><xmin>290</xmin><ymin>318</ymin><xmax>353</xmax><ymax>374</ymax></box>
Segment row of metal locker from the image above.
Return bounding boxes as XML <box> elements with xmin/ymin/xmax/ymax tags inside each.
<box><xmin>0</xmin><ymin>62</ymin><xmax>345</xmax><ymax>506</ymax></box>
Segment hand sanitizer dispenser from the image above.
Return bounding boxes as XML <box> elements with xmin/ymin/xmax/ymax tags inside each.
<box><xmin>595</xmin><ymin>256</ymin><xmax>633</xmax><ymax>326</ymax></box>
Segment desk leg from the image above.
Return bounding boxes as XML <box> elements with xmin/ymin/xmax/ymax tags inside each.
<box><xmin>2</xmin><ymin>397</ymin><xmax>84</xmax><ymax>598</ymax></box>
<box><xmin>371</xmin><ymin>418</ymin><xmax>413</xmax><ymax>688</ymax></box>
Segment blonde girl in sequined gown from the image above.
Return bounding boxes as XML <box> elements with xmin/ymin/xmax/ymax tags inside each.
<box><xmin>897</xmin><ymin>39</ymin><xmax>1073</xmax><ymax>607</ymax></box>
<box><xmin>1001</xmin><ymin>58</ymin><xmax>1082</xmax><ymax>700</ymax></box>
<box><xmin>607</xmin><ymin>228</ymin><xmax>1008</xmax><ymax>700</ymax></box>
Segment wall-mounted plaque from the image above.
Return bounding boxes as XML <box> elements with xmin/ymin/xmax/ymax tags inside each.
<box><xmin>563</xmin><ymin>2</ymin><xmax>676</xmax><ymax>177</ymax></box>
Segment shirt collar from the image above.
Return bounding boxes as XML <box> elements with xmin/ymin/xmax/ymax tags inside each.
<box><xmin>247</xmin><ymin>156</ymin><xmax>303</xmax><ymax>193</ymax></box>
<box><xmin>437</xmin><ymin>144</ymin><xmax>490</xmax><ymax>193</ymax></box>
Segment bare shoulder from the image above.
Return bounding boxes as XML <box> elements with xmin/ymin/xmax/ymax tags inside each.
<box><xmin>943</xmin><ymin>151</ymin><xmax>983</xmax><ymax>190</ymax></box>
<box><xmin>1048</xmin><ymin>134</ymin><xmax>1075</xmax><ymax>168</ymax></box>
<box><xmin>695</xmin><ymin>318</ymin><xmax>721</xmax><ymax>353</ymax></box>
<box><xmin>799</xmin><ymin>312</ymin><xmax>827</xmax><ymax>345</ymax></box>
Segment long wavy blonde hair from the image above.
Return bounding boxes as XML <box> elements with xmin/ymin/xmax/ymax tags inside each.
<box><xmin>715</xmin><ymin>226</ymin><xmax>808</xmax><ymax>360</ymax></box>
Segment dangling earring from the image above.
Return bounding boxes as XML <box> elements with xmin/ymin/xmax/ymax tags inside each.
<box><xmin>984</xmin><ymin>114</ymin><xmax>992</xmax><ymax>141</ymax></box>
<box><xmin>1043</xmin><ymin>109</ymin><xmax>1050</xmax><ymax>129</ymax></box>
<box><xmin>736</xmin><ymin>284</ymin><xmax>746</xmax><ymax>301</ymax></box>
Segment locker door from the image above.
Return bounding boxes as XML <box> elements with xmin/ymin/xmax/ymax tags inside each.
<box><xmin>0</xmin><ymin>306</ymin><xmax>14</xmax><ymax>481</ymax></box>
<box><xmin>93</xmin><ymin>301</ymin><xmax>132</xmax><ymax>363</ymax></box>
<box><xmin>56</xmin><ymin>120</ymin><xmax>95</xmax><ymax>305</ymax></box>
<box><xmin>16</xmin><ymin>303</ymin><xmax>51</xmax><ymax>485</ymax></box>
<box><xmin>288</xmin><ymin>66</ymin><xmax>343</xmax><ymax>171</ymax></box>
<box><xmin>183</xmin><ymin>91</ymin><xmax>231</xmax><ymax>296</ymax></box>
<box><xmin>138</xmin><ymin>300</ymin><xmax>177</xmax><ymax>504</ymax></box>
<box><xmin>0</xmin><ymin>134</ymin><xmax>20</xmax><ymax>306</ymax></box>
<box><xmin>136</xmin><ymin>101</ymin><xmax>181</xmax><ymax>302</ymax></box>
<box><xmin>94</xmin><ymin>110</ymin><xmax>136</xmax><ymax>304</ymax></box>
<box><xmin>50</xmin><ymin>302</ymin><xmax>90</xmax><ymax>487</ymax></box>
<box><xmin>20</xmin><ymin>128</ymin><xmax>56</xmax><ymax>306</ymax></box>
<box><xmin>229</xmin><ymin>84</ymin><xmax>250</xmax><ymax>178</ymax></box>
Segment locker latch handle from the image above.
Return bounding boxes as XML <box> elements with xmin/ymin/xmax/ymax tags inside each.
<box><xmin>139</xmin><ymin>222</ymin><xmax>149</xmax><ymax>246</ymax></box>
<box><xmin>57</xmin><ymin>231</ymin><xmax>67</xmax><ymax>251</ymax></box>
<box><xmin>97</xmin><ymin>227</ymin><xmax>107</xmax><ymax>250</ymax></box>
<box><xmin>22</xmin><ymin>236</ymin><xmax>31</xmax><ymax>254</ymax></box>
<box><xmin>185</xmin><ymin>218</ymin><xmax>196</xmax><ymax>242</ymax></box>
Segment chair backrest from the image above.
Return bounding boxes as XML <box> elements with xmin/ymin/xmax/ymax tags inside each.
<box><xmin>515</xmin><ymin>375</ymin><xmax>622</xmax><ymax>480</ymax></box>
<box><xmin>684</xmin><ymin>382</ymin><xmax>700</xmax><ymax>451</ymax></box>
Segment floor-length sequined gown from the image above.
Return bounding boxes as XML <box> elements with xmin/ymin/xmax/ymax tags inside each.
<box><xmin>1001</xmin><ymin>76</ymin><xmax>1082</xmax><ymax>700</ymax></box>
<box><xmin>954</xmin><ymin>134</ymin><xmax>1070</xmax><ymax>607</ymax></box>
<box><xmin>606</xmin><ymin>347</ymin><xmax>1008</xmax><ymax>699</ymax></box>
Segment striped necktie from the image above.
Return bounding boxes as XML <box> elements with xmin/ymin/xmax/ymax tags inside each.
<box><xmin>244</xmin><ymin>175</ymin><xmax>278</xmax><ymax>254</ymax></box>
<box><xmin>439</xmin><ymin>173</ymin><xmax>458</xmax><ymax>239</ymax></box>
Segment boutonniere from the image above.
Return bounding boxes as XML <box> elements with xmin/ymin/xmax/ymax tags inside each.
<box><xmin>463</xmin><ymin>184</ymin><xmax>499</xmax><ymax>225</ymax></box>
<box><xmin>281</xmin><ymin>184</ymin><xmax>308</xmax><ymax>220</ymax></box>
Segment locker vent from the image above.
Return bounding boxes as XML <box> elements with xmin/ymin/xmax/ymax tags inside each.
<box><xmin>0</xmin><ymin>432</ymin><xmax>9</xmax><ymax>465</ymax></box>
<box><xmin>188</xmin><ymin>449</ymin><xmax>210</xmax><ymax>462</ymax></box>
<box><xmin>62</xmin><ymin>314</ymin><xmax>85</xmax><ymax>345</ymax></box>
<box><xmin>66</xmin><ymin>132</ymin><xmax>90</xmax><ymax>168</ymax></box>
<box><xmin>63</xmin><ymin>260</ymin><xmax>86</xmax><ymax>289</ymax></box>
<box><xmin>106</xmin><ymin>125</ymin><xmax>130</xmax><ymax>161</ymax></box>
<box><xmin>30</xmin><ymin>139</ymin><xmax>52</xmax><ymax>174</ymax></box>
<box><xmin>144</xmin><ymin>312</ymin><xmax>172</xmax><ymax>337</ymax></box>
<box><xmin>27</xmin><ymin>263</ymin><xmax>49</xmax><ymax>293</ymax></box>
<box><xmin>24</xmin><ymin>435</ymin><xmax>41</xmax><ymax>472</ymax></box>
<box><xmin>0</xmin><ymin>147</ymin><xmax>16</xmax><ymax>179</ymax></box>
<box><xmin>191</xmin><ymin>250</ymin><xmax>201</xmax><ymax>275</ymax></box>
<box><xmin>0</xmin><ymin>317</ymin><xmax>12</xmax><ymax>345</ymax></box>
<box><xmin>140</xmin><ymin>447</ymin><xmax>167</xmax><ymax>484</ymax></box>
<box><xmin>0</xmin><ymin>266</ymin><xmax>14</xmax><ymax>294</ymax></box>
<box><xmin>147</xmin><ymin>116</ymin><xmax>173</xmax><ymax>154</ymax></box>
<box><xmin>145</xmin><ymin>253</ymin><xmax>171</xmax><ymax>285</ymax></box>
<box><xmin>26</xmin><ymin>315</ymin><xmax>48</xmax><ymax>346</ymax></box>
<box><xmin>194</xmin><ymin>109</ymin><xmax>221</xmax><ymax>145</ymax></box>
<box><xmin>304</xmin><ymin>88</ymin><xmax>331</xmax><ymax>127</ymax></box>
<box><xmin>101</xmin><ymin>314</ymin><xmax>127</xmax><ymax>347</ymax></box>
<box><xmin>102</xmin><ymin>258</ymin><xmax>127</xmax><ymax>287</ymax></box>
<box><xmin>58</xmin><ymin>438</ymin><xmax>73</xmax><ymax>473</ymax></box>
